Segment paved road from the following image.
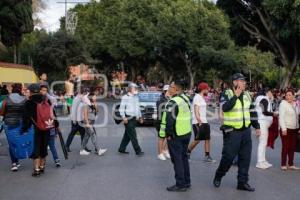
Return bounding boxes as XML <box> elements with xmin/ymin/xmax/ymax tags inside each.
<box><xmin>0</xmin><ymin>102</ymin><xmax>300</xmax><ymax>200</ymax></box>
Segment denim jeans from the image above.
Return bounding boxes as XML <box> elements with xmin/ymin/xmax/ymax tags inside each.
<box><xmin>49</xmin><ymin>135</ymin><xmax>59</xmax><ymax>161</ymax></box>
<box><xmin>4</xmin><ymin>125</ymin><xmax>19</xmax><ymax>164</ymax></box>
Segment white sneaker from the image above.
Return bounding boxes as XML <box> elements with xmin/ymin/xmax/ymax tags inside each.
<box><xmin>98</xmin><ymin>149</ymin><xmax>107</xmax><ymax>156</ymax></box>
<box><xmin>288</xmin><ymin>166</ymin><xmax>300</xmax><ymax>170</ymax></box>
<box><xmin>157</xmin><ymin>153</ymin><xmax>167</xmax><ymax>161</ymax></box>
<box><xmin>263</xmin><ymin>161</ymin><xmax>273</xmax><ymax>168</ymax></box>
<box><xmin>256</xmin><ymin>162</ymin><xmax>268</xmax><ymax>169</ymax></box>
<box><xmin>163</xmin><ymin>151</ymin><xmax>171</xmax><ymax>159</ymax></box>
<box><xmin>80</xmin><ymin>149</ymin><xmax>90</xmax><ymax>156</ymax></box>
<box><xmin>10</xmin><ymin>163</ymin><xmax>18</xmax><ymax>172</ymax></box>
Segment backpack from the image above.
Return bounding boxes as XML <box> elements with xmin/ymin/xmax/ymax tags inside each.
<box><xmin>34</xmin><ymin>99</ymin><xmax>55</xmax><ymax>131</ymax></box>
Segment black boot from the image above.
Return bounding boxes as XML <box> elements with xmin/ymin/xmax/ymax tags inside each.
<box><xmin>237</xmin><ymin>183</ymin><xmax>255</xmax><ymax>192</ymax></box>
<box><xmin>166</xmin><ymin>185</ymin><xmax>187</xmax><ymax>192</ymax></box>
<box><xmin>213</xmin><ymin>175</ymin><xmax>222</xmax><ymax>188</ymax></box>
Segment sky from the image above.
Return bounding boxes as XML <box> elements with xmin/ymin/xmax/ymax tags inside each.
<box><xmin>38</xmin><ymin>0</ymin><xmax>217</xmax><ymax>32</ymax></box>
<box><xmin>37</xmin><ymin>0</ymin><xmax>78</xmax><ymax>32</ymax></box>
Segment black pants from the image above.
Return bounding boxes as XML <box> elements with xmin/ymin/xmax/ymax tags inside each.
<box><xmin>31</xmin><ymin>129</ymin><xmax>50</xmax><ymax>159</ymax></box>
<box><xmin>119</xmin><ymin>118</ymin><xmax>141</xmax><ymax>153</ymax></box>
<box><xmin>215</xmin><ymin>128</ymin><xmax>252</xmax><ymax>184</ymax></box>
<box><xmin>66</xmin><ymin>121</ymin><xmax>85</xmax><ymax>148</ymax></box>
<box><xmin>167</xmin><ymin>134</ymin><xmax>191</xmax><ymax>187</ymax></box>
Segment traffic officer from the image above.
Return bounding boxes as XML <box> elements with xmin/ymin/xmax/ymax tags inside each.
<box><xmin>118</xmin><ymin>83</ymin><xmax>144</xmax><ymax>156</ymax></box>
<box><xmin>213</xmin><ymin>73</ymin><xmax>261</xmax><ymax>192</ymax></box>
<box><xmin>165</xmin><ymin>80</ymin><xmax>192</xmax><ymax>192</ymax></box>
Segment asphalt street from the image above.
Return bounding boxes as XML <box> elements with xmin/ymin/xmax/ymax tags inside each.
<box><xmin>0</xmin><ymin>101</ymin><xmax>300</xmax><ymax>200</ymax></box>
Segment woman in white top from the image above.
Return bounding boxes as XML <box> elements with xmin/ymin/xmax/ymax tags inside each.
<box><xmin>279</xmin><ymin>90</ymin><xmax>300</xmax><ymax>170</ymax></box>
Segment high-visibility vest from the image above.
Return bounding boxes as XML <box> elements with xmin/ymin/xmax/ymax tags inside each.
<box><xmin>171</xmin><ymin>94</ymin><xmax>192</xmax><ymax>136</ymax></box>
<box><xmin>159</xmin><ymin>111</ymin><xmax>167</xmax><ymax>138</ymax></box>
<box><xmin>223</xmin><ymin>89</ymin><xmax>252</xmax><ymax>129</ymax></box>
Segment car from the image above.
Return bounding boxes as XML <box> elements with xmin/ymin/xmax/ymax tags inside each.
<box><xmin>138</xmin><ymin>91</ymin><xmax>161</xmax><ymax>125</ymax></box>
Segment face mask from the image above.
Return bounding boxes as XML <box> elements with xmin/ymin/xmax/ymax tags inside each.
<box><xmin>133</xmin><ymin>90</ymin><xmax>138</xmax><ymax>95</ymax></box>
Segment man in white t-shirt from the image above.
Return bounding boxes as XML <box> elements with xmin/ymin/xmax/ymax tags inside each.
<box><xmin>187</xmin><ymin>82</ymin><xmax>216</xmax><ymax>163</ymax></box>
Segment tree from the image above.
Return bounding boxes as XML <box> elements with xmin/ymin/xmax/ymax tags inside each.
<box><xmin>72</xmin><ymin>0</ymin><xmax>160</xmax><ymax>80</ymax></box>
<box><xmin>32</xmin><ymin>31</ymin><xmax>90</xmax><ymax>81</ymax></box>
<box><xmin>151</xmin><ymin>0</ymin><xmax>234</xmax><ymax>88</ymax></box>
<box><xmin>217</xmin><ymin>0</ymin><xmax>300</xmax><ymax>88</ymax></box>
<box><xmin>0</xmin><ymin>0</ymin><xmax>34</xmax><ymax>63</ymax></box>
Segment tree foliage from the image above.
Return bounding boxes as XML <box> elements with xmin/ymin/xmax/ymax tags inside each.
<box><xmin>217</xmin><ymin>0</ymin><xmax>300</xmax><ymax>88</ymax></box>
<box><xmin>32</xmin><ymin>31</ymin><xmax>90</xmax><ymax>81</ymax></box>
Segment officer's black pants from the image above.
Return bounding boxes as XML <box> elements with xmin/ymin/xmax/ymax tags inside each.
<box><xmin>119</xmin><ymin>118</ymin><xmax>142</xmax><ymax>153</ymax></box>
<box><xmin>215</xmin><ymin>128</ymin><xmax>252</xmax><ymax>184</ymax></box>
<box><xmin>167</xmin><ymin>134</ymin><xmax>191</xmax><ymax>187</ymax></box>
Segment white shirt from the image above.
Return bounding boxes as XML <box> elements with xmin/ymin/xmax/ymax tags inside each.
<box><xmin>119</xmin><ymin>93</ymin><xmax>142</xmax><ymax>118</ymax></box>
<box><xmin>255</xmin><ymin>95</ymin><xmax>273</xmax><ymax>124</ymax></box>
<box><xmin>192</xmin><ymin>94</ymin><xmax>207</xmax><ymax>124</ymax></box>
<box><xmin>70</xmin><ymin>95</ymin><xmax>82</xmax><ymax>122</ymax></box>
<box><xmin>279</xmin><ymin>100</ymin><xmax>299</xmax><ymax>131</ymax></box>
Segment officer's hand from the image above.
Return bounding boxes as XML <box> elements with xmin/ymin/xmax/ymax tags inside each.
<box><xmin>234</xmin><ymin>86</ymin><xmax>243</xmax><ymax>97</ymax></box>
<box><xmin>255</xmin><ymin>129</ymin><xmax>261</xmax><ymax>137</ymax></box>
<box><xmin>282</xmin><ymin>130</ymin><xmax>287</xmax><ymax>136</ymax></box>
<box><xmin>123</xmin><ymin>118</ymin><xmax>128</xmax><ymax>124</ymax></box>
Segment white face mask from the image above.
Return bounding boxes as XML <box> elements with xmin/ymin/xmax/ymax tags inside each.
<box><xmin>133</xmin><ymin>90</ymin><xmax>138</xmax><ymax>95</ymax></box>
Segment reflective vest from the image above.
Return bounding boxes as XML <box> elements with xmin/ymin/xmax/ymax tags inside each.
<box><xmin>159</xmin><ymin>111</ymin><xmax>167</xmax><ymax>138</ymax></box>
<box><xmin>223</xmin><ymin>89</ymin><xmax>251</xmax><ymax>129</ymax></box>
<box><xmin>171</xmin><ymin>94</ymin><xmax>192</xmax><ymax>136</ymax></box>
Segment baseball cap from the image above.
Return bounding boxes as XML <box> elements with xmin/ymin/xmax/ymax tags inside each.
<box><xmin>232</xmin><ymin>73</ymin><xmax>246</xmax><ymax>81</ymax></box>
<box><xmin>163</xmin><ymin>85</ymin><xmax>170</xmax><ymax>91</ymax></box>
<box><xmin>198</xmin><ymin>82</ymin><xmax>209</xmax><ymax>91</ymax></box>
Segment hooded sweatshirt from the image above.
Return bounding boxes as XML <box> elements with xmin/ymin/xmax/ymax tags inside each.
<box><xmin>4</xmin><ymin>93</ymin><xmax>26</xmax><ymax>127</ymax></box>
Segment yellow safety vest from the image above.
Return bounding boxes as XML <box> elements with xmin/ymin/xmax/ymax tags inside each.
<box><xmin>171</xmin><ymin>94</ymin><xmax>192</xmax><ymax>136</ymax></box>
<box><xmin>223</xmin><ymin>89</ymin><xmax>252</xmax><ymax>129</ymax></box>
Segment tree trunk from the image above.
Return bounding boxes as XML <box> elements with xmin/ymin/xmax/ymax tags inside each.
<box><xmin>186</xmin><ymin>62</ymin><xmax>195</xmax><ymax>90</ymax></box>
<box><xmin>120</xmin><ymin>61</ymin><xmax>125</xmax><ymax>74</ymax></box>
<box><xmin>280</xmin><ymin>65</ymin><xmax>298</xmax><ymax>89</ymax></box>
<box><xmin>13</xmin><ymin>44</ymin><xmax>17</xmax><ymax>64</ymax></box>
<box><xmin>130</xmin><ymin>65</ymin><xmax>137</xmax><ymax>82</ymax></box>
<box><xmin>168</xmin><ymin>74</ymin><xmax>173</xmax><ymax>84</ymax></box>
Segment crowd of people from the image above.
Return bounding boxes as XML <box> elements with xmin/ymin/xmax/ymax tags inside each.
<box><xmin>0</xmin><ymin>72</ymin><xmax>300</xmax><ymax>193</ymax></box>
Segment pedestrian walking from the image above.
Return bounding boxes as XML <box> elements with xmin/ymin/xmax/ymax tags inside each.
<box><xmin>187</xmin><ymin>82</ymin><xmax>216</xmax><ymax>163</ymax></box>
<box><xmin>23</xmin><ymin>84</ymin><xmax>58</xmax><ymax>177</ymax></box>
<box><xmin>65</xmin><ymin>89</ymin><xmax>89</xmax><ymax>152</ymax></box>
<box><xmin>0</xmin><ymin>83</ymin><xmax>26</xmax><ymax>171</ymax></box>
<box><xmin>79</xmin><ymin>94</ymin><xmax>107</xmax><ymax>156</ymax></box>
<box><xmin>118</xmin><ymin>83</ymin><xmax>144</xmax><ymax>156</ymax></box>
